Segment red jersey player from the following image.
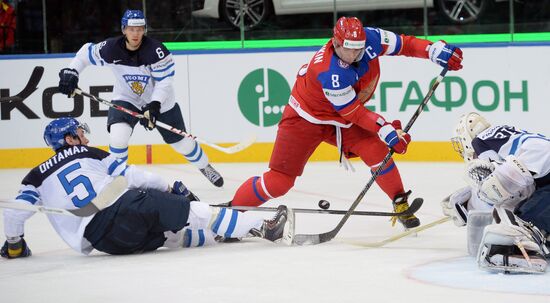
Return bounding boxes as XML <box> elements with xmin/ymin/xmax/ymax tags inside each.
<box><xmin>231</xmin><ymin>16</ymin><xmax>463</xmax><ymax>228</ymax></box>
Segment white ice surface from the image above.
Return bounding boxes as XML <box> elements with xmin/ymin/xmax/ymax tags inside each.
<box><xmin>0</xmin><ymin>162</ymin><xmax>548</xmax><ymax>302</ymax></box>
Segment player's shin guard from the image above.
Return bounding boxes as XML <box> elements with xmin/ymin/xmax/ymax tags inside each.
<box><xmin>210</xmin><ymin>208</ymin><xmax>263</xmax><ymax>239</ymax></box>
<box><xmin>170</xmin><ymin>137</ymin><xmax>224</xmax><ymax>187</ymax></box>
<box><xmin>109</xmin><ymin>123</ymin><xmax>133</xmax><ymax>161</ymax></box>
<box><xmin>231</xmin><ymin>170</ymin><xmax>295</xmax><ymax>207</ymax></box>
<box><xmin>371</xmin><ymin>159</ymin><xmax>405</xmax><ymax>199</ymax></box>
<box><xmin>170</xmin><ymin>136</ymin><xmax>209</xmax><ymax>168</ymax></box>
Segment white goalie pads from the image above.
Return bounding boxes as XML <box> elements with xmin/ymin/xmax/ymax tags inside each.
<box><xmin>477</xmin><ymin>208</ymin><xmax>549</xmax><ymax>274</ymax></box>
<box><xmin>468</xmin><ymin>156</ymin><xmax>535</xmax><ymax>209</ymax></box>
<box><xmin>466</xmin><ymin>210</ymin><xmax>493</xmax><ymax>256</ymax></box>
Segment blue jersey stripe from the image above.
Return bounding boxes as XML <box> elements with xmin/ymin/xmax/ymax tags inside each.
<box><xmin>151</xmin><ymin>63</ymin><xmax>175</xmax><ymax>73</ymax></box>
<box><xmin>152</xmin><ymin>71</ymin><xmax>175</xmax><ymax>81</ymax></box>
<box><xmin>16</xmin><ymin>194</ymin><xmax>38</xmax><ymax>204</ymax></box>
<box><xmin>184</xmin><ymin>229</ymin><xmax>192</xmax><ymax>247</ymax></box>
<box><xmin>109</xmin><ymin>146</ymin><xmax>128</xmax><ymax>153</ymax></box>
<box><xmin>184</xmin><ymin>142</ymin><xmax>199</xmax><ymax>158</ymax></box>
<box><xmin>198</xmin><ymin>229</ymin><xmax>205</xmax><ymax>246</ymax></box>
<box><xmin>88</xmin><ymin>44</ymin><xmax>97</xmax><ymax>65</ymax></box>
<box><xmin>108</xmin><ymin>159</ymin><xmax>125</xmax><ymax>175</ymax></box>
<box><xmin>22</xmin><ymin>190</ymin><xmax>39</xmax><ymax>198</ymax></box>
<box><xmin>224</xmin><ymin>210</ymin><xmax>239</xmax><ymax>239</ymax></box>
<box><xmin>212</xmin><ymin>208</ymin><xmax>226</xmax><ymax>234</ymax></box>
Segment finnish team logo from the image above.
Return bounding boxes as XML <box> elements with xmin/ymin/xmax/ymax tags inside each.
<box><xmin>123</xmin><ymin>74</ymin><xmax>150</xmax><ymax>96</ymax></box>
<box><xmin>238</xmin><ymin>68</ymin><xmax>290</xmax><ymax>127</ymax></box>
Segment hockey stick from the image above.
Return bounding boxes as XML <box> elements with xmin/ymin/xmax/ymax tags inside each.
<box><xmin>0</xmin><ymin>66</ymin><xmax>44</xmax><ymax>103</ymax></box>
<box><xmin>0</xmin><ymin>200</ymin><xmax>88</xmax><ymax>216</ymax></box>
<box><xmin>293</xmin><ymin>68</ymin><xmax>449</xmax><ymax>245</ymax></box>
<box><xmin>341</xmin><ymin>216</ymin><xmax>451</xmax><ymax>248</ymax></box>
<box><xmin>74</xmin><ymin>88</ymin><xmax>256</xmax><ymax>154</ymax></box>
<box><xmin>214</xmin><ymin>198</ymin><xmax>423</xmax><ymax>217</ymax></box>
<box><xmin>0</xmin><ymin>176</ymin><xmax>128</xmax><ymax>217</ymax></box>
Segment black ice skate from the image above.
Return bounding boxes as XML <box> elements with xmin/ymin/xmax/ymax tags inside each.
<box><xmin>199</xmin><ymin>164</ymin><xmax>224</xmax><ymax>187</ymax></box>
<box><xmin>391</xmin><ymin>190</ymin><xmax>421</xmax><ymax>229</ymax></box>
<box><xmin>250</xmin><ymin>205</ymin><xmax>295</xmax><ymax>244</ymax></box>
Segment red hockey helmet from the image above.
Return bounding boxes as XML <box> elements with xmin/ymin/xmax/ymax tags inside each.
<box><xmin>333</xmin><ymin>17</ymin><xmax>366</xmax><ymax>49</ymax></box>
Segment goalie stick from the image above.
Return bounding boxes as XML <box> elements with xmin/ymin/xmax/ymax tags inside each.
<box><xmin>0</xmin><ymin>66</ymin><xmax>44</xmax><ymax>103</ymax></box>
<box><xmin>341</xmin><ymin>216</ymin><xmax>451</xmax><ymax>248</ymax></box>
<box><xmin>293</xmin><ymin>68</ymin><xmax>449</xmax><ymax>246</ymax></box>
<box><xmin>214</xmin><ymin>198</ymin><xmax>423</xmax><ymax>217</ymax></box>
<box><xmin>74</xmin><ymin>88</ymin><xmax>256</xmax><ymax>154</ymax></box>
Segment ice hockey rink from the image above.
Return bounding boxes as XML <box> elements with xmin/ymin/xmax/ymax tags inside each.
<box><xmin>1</xmin><ymin>161</ymin><xmax>549</xmax><ymax>303</ymax></box>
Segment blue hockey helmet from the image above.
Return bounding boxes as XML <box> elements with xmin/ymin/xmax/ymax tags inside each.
<box><xmin>43</xmin><ymin>117</ymin><xmax>90</xmax><ymax>151</ymax></box>
<box><xmin>121</xmin><ymin>9</ymin><xmax>147</xmax><ymax>33</ymax></box>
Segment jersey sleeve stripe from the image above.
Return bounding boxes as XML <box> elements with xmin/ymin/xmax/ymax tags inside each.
<box><xmin>16</xmin><ymin>194</ymin><xmax>38</xmax><ymax>204</ymax></box>
<box><xmin>87</xmin><ymin>44</ymin><xmax>97</xmax><ymax>65</ymax></box>
<box><xmin>151</xmin><ymin>63</ymin><xmax>175</xmax><ymax>73</ymax></box>
<box><xmin>332</xmin><ymin>98</ymin><xmax>357</xmax><ymax>111</ymax></box>
<box><xmin>120</xmin><ymin>166</ymin><xmax>129</xmax><ymax>176</ymax></box>
<box><xmin>108</xmin><ymin>159</ymin><xmax>126</xmax><ymax>175</ymax></box>
<box><xmin>152</xmin><ymin>71</ymin><xmax>175</xmax><ymax>82</ymax></box>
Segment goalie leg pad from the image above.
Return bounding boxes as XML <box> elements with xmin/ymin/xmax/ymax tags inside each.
<box><xmin>466</xmin><ymin>210</ymin><xmax>493</xmax><ymax>256</ymax></box>
<box><xmin>477</xmin><ymin>208</ymin><xmax>548</xmax><ymax>274</ymax></box>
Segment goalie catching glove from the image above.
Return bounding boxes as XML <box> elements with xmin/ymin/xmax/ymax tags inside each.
<box><xmin>441</xmin><ymin>186</ymin><xmax>471</xmax><ymax>227</ymax></box>
<box><xmin>477</xmin><ymin>208</ymin><xmax>549</xmax><ymax>274</ymax></box>
<box><xmin>467</xmin><ymin>156</ymin><xmax>535</xmax><ymax>209</ymax></box>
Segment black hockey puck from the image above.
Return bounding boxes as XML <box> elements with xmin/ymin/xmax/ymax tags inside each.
<box><xmin>318</xmin><ymin>199</ymin><xmax>330</xmax><ymax>210</ymax></box>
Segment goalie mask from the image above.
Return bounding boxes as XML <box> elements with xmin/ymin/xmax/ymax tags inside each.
<box><xmin>43</xmin><ymin>117</ymin><xmax>90</xmax><ymax>151</ymax></box>
<box><xmin>451</xmin><ymin>112</ymin><xmax>491</xmax><ymax>162</ymax></box>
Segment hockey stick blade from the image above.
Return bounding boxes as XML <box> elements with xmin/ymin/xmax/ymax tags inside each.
<box><xmin>195</xmin><ymin>134</ymin><xmax>256</xmax><ymax>154</ymax></box>
<box><xmin>342</xmin><ymin>216</ymin><xmax>451</xmax><ymax>248</ymax></box>
<box><xmin>75</xmin><ymin>88</ymin><xmax>255</xmax><ymax>154</ymax></box>
<box><xmin>214</xmin><ymin>198</ymin><xmax>423</xmax><ymax>217</ymax></box>
<box><xmin>0</xmin><ymin>66</ymin><xmax>44</xmax><ymax>103</ymax></box>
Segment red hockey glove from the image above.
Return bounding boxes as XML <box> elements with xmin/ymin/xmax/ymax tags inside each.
<box><xmin>377</xmin><ymin>120</ymin><xmax>411</xmax><ymax>154</ymax></box>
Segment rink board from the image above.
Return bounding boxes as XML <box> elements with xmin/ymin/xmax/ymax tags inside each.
<box><xmin>0</xmin><ymin>44</ymin><xmax>548</xmax><ymax>168</ymax></box>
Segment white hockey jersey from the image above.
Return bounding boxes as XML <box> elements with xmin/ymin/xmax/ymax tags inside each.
<box><xmin>3</xmin><ymin>145</ymin><xmax>169</xmax><ymax>254</ymax></box>
<box><xmin>473</xmin><ymin>125</ymin><xmax>550</xmax><ymax>187</ymax></box>
<box><xmin>69</xmin><ymin>36</ymin><xmax>176</xmax><ymax>112</ymax></box>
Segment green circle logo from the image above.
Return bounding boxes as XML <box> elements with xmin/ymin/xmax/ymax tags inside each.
<box><xmin>238</xmin><ymin>68</ymin><xmax>291</xmax><ymax>127</ymax></box>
